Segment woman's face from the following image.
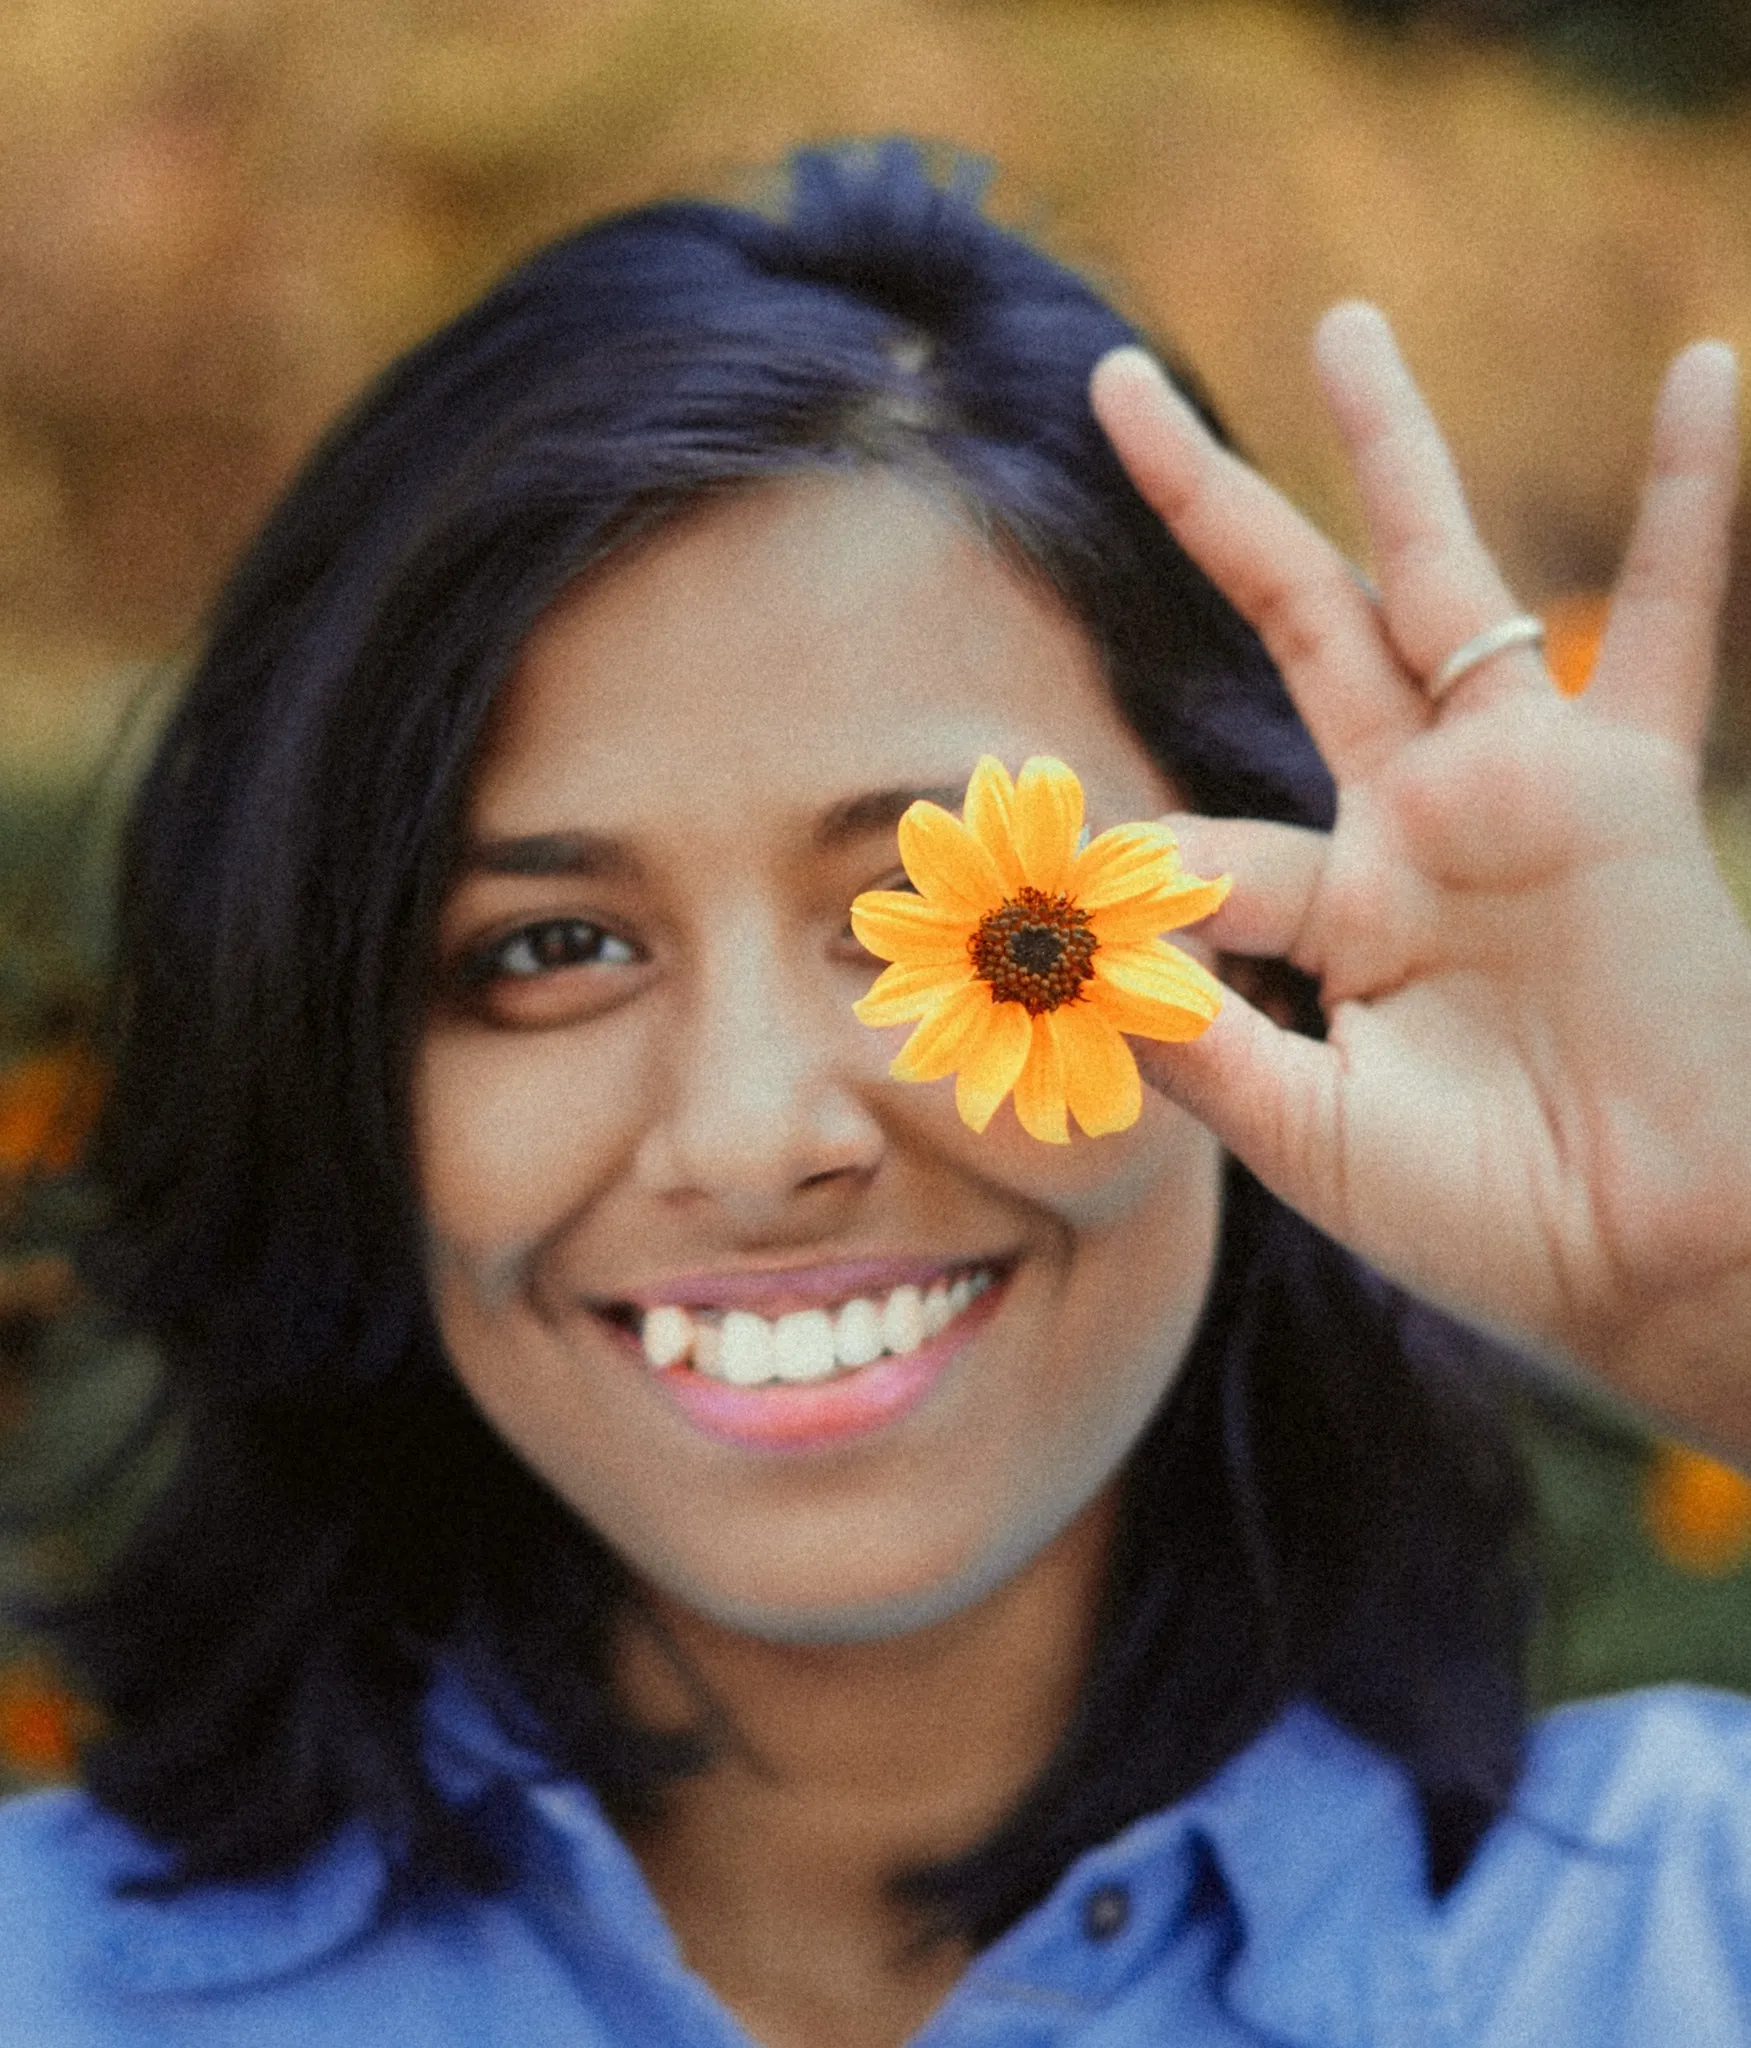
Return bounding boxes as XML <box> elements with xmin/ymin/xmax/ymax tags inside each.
<box><xmin>414</xmin><ymin>471</ymin><xmax>1223</xmax><ymax>1644</ymax></box>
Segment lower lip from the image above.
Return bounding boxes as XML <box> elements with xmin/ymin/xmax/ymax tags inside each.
<box><xmin>624</xmin><ymin>1276</ymin><xmax>1009</xmax><ymax>1452</ymax></box>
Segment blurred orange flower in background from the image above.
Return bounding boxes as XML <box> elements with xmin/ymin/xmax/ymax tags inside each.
<box><xmin>1543</xmin><ymin>593</ymin><xmax>1608</xmax><ymax>699</ymax></box>
<box><xmin>0</xmin><ymin>1658</ymin><xmax>97</xmax><ymax>1780</ymax></box>
<box><xmin>0</xmin><ymin>1047</ymin><xmax>105</xmax><ymax>1177</ymax></box>
<box><xmin>1644</xmin><ymin>1442</ymin><xmax>1751</xmax><ymax>1577</ymax></box>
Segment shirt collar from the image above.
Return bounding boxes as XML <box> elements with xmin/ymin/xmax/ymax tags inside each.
<box><xmin>90</xmin><ymin>1808</ymin><xmax>391</xmax><ymax>1996</ymax></box>
<box><xmin>942</xmin><ymin>1703</ymin><xmax>1446</xmax><ymax>2045</ymax></box>
<box><xmin>93</xmin><ymin>1665</ymin><xmax>514</xmax><ymax>1996</ymax></box>
<box><xmin>96</xmin><ymin>1680</ymin><xmax>1448</xmax><ymax>2039</ymax></box>
<box><xmin>1185</xmin><ymin>1703</ymin><xmax>1449</xmax><ymax>2046</ymax></box>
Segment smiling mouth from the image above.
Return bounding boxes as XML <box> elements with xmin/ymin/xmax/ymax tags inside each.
<box><xmin>593</xmin><ymin>1262</ymin><xmax>1006</xmax><ymax>1389</ymax></box>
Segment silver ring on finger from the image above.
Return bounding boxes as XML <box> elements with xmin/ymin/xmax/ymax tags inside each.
<box><xmin>1427</xmin><ymin>613</ymin><xmax>1545</xmax><ymax>701</ymax></box>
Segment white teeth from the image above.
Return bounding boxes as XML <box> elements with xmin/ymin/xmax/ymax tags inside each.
<box><xmin>881</xmin><ymin>1284</ymin><xmax>925</xmax><ymax>1357</ymax></box>
<box><xmin>719</xmin><ymin>1310</ymin><xmax>776</xmax><ymax>1386</ymax></box>
<box><xmin>634</xmin><ymin>1266</ymin><xmax>996</xmax><ymax>1387</ymax></box>
<box><xmin>642</xmin><ymin>1303</ymin><xmax>693</xmax><ymax>1370</ymax></box>
<box><xmin>832</xmin><ymin>1296</ymin><xmax>884</xmax><ymax>1368</ymax></box>
<box><xmin>773</xmin><ymin>1308</ymin><xmax>836</xmax><ymax>1382</ymax></box>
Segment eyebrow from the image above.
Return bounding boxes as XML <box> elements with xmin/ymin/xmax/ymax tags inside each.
<box><xmin>812</xmin><ymin>785</ymin><xmax>965</xmax><ymax>850</ymax></box>
<box><xmin>459</xmin><ymin>832</ymin><xmax>643</xmax><ymax>881</ymax></box>
<box><xmin>459</xmin><ymin>784</ymin><xmax>967</xmax><ymax>878</ymax></box>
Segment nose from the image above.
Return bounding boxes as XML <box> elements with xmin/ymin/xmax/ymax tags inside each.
<box><xmin>633</xmin><ymin>902</ymin><xmax>884</xmax><ymax>1227</ymax></box>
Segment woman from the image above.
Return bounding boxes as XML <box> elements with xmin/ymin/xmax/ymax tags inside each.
<box><xmin>2</xmin><ymin>143</ymin><xmax>1749</xmax><ymax>2046</ymax></box>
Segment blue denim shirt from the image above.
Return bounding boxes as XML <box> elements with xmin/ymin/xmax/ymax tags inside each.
<box><xmin>5</xmin><ymin>1682</ymin><xmax>1751</xmax><ymax>2045</ymax></box>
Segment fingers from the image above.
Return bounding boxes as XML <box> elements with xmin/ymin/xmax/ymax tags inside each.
<box><xmin>1163</xmin><ymin>813</ymin><xmax>1327</xmax><ymax>959</ymax></box>
<box><xmin>1587</xmin><ymin>341</ymin><xmax>1740</xmax><ymax>759</ymax></box>
<box><xmin>1100</xmin><ymin>308</ymin><xmax>1736</xmax><ymax>812</ymax></box>
<box><xmin>1133</xmin><ymin>975</ymin><xmax>1340</xmax><ymax>1224</ymax></box>
<box><xmin>1090</xmin><ymin>347</ymin><xmax>1425</xmax><ymax>780</ymax></box>
<box><xmin>1312</xmin><ymin>303</ymin><xmax>1546</xmax><ymax>717</ymax></box>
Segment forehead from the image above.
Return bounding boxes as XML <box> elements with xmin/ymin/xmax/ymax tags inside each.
<box><xmin>470</xmin><ymin>470</ymin><xmax>1173</xmax><ymax>836</ymax></box>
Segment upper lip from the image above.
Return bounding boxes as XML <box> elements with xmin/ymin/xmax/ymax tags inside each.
<box><xmin>597</xmin><ymin>1253</ymin><xmax>1011</xmax><ymax>1317</ymax></box>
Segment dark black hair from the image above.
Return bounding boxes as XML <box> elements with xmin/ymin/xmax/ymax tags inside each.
<box><xmin>62</xmin><ymin>141</ymin><xmax>1527</xmax><ymax>1944</ymax></box>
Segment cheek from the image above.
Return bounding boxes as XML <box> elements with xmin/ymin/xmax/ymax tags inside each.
<box><xmin>1012</xmin><ymin>1093</ymin><xmax>1224</xmax><ymax>1467</ymax></box>
<box><xmin>412</xmin><ymin>1024</ymin><xmax>639</xmax><ymax>1254</ymax></box>
<box><xmin>874</xmin><ymin>1062</ymin><xmax>1220</xmax><ymax>1236</ymax></box>
<box><xmin>1067</xmin><ymin>1154</ymin><xmax>1222</xmax><ymax>1380</ymax></box>
<box><xmin>872</xmin><ymin>1068</ymin><xmax>1223</xmax><ymax>1445</ymax></box>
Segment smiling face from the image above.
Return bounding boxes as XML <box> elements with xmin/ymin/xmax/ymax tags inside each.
<box><xmin>413</xmin><ymin>469</ymin><xmax>1223</xmax><ymax>1644</ymax></box>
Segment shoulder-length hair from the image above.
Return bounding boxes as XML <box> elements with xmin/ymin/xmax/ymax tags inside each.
<box><xmin>64</xmin><ymin>142</ymin><xmax>1526</xmax><ymax>1945</ymax></box>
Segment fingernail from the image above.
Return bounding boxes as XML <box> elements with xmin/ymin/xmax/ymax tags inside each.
<box><xmin>1313</xmin><ymin>300</ymin><xmax>1399</xmax><ymax>373</ymax></box>
<box><xmin>1093</xmin><ymin>345</ymin><xmax>1190</xmax><ymax>416</ymax></box>
<box><xmin>1097</xmin><ymin>344</ymin><xmax>1167</xmax><ymax>386</ymax></box>
<box><xmin>1682</xmin><ymin>339</ymin><xmax>1739</xmax><ymax>392</ymax></box>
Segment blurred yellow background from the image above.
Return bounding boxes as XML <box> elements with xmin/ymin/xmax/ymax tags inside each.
<box><xmin>0</xmin><ymin>0</ymin><xmax>1748</xmax><ymax>798</ymax></box>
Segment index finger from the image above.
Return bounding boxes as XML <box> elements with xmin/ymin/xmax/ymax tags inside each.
<box><xmin>1090</xmin><ymin>346</ymin><xmax>1426</xmax><ymax>782</ymax></box>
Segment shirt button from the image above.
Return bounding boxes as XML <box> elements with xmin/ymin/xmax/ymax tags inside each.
<box><xmin>1082</xmin><ymin>1881</ymin><xmax>1130</xmax><ymax>1942</ymax></box>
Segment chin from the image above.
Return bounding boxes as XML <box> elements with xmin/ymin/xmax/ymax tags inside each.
<box><xmin>646</xmin><ymin>1492</ymin><xmax>1090</xmax><ymax>1648</ymax></box>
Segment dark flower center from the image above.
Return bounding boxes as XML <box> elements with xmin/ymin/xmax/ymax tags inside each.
<box><xmin>969</xmin><ymin>887</ymin><xmax>1098</xmax><ymax>1014</ymax></box>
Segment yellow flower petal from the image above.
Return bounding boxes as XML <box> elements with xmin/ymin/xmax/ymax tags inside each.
<box><xmin>953</xmin><ymin>1000</ymin><xmax>1034</xmax><ymax>1132</ymax></box>
<box><xmin>851</xmin><ymin>756</ymin><xmax>1226</xmax><ymax>1141</ymax></box>
<box><xmin>1012</xmin><ymin>1014</ymin><xmax>1070</xmax><ymax>1144</ymax></box>
<box><xmin>1055</xmin><ymin>1003</ymin><xmax>1144</xmax><ymax>1136</ymax></box>
<box><xmin>962</xmin><ymin>756</ymin><xmax>1028</xmax><ymax>894</ymax></box>
<box><xmin>1087</xmin><ymin>939</ymin><xmax>1224</xmax><ymax>1040</ymax></box>
<box><xmin>897</xmin><ymin>802</ymin><xmax>1007</xmax><ymax>916</ymax></box>
<box><xmin>1094</xmin><ymin>938</ymin><xmax>1224</xmax><ymax>1010</ymax></box>
<box><xmin>890</xmin><ymin>980</ymin><xmax>998</xmax><ymax>1083</ymax></box>
<box><xmin>1088</xmin><ymin>871</ymin><xmax>1232</xmax><ymax>947</ymax></box>
<box><xmin>1011</xmin><ymin>756</ymin><xmax>1084</xmax><ymax>896</ymax></box>
<box><xmin>853</xmin><ymin>958</ymin><xmax>972</xmax><ymax>1027</ymax></box>
<box><xmin>849</xmin><ymin>890</ymin><xmax>975</xmax><ymax>965</ymax></box>
<box><xmin>1068</xmin><ymin>821</ymin><xmax>1183</xmax><ymax>909</ymax></box>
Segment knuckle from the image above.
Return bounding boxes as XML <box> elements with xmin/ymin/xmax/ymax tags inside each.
<box><xmin>1252</xmin><ymin>574</ymin><xmax>1353</xmax><ymax>677</ymax></box>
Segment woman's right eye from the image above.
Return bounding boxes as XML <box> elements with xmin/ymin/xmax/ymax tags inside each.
<box><xmin>487</xmin><ymin>919</ymin><xmax>640</xmax><ymax>979</ymax></box>
<box><xmin>446</xmin><ymin>918</ymin><xmax>646</xmax><ymax>1018</ymax></box>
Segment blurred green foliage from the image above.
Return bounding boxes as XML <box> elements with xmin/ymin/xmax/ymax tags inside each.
<box><xmin>1520</xmin><ymin>1389</ymin><xmax>1751</xmax><ymax>1707</ymax></box>
<box><xmin>1330</xmin><ymin>0</ymin><xmax>1751</xmax><ymax>112</ymax></box>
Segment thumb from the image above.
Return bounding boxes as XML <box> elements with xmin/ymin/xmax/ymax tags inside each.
<box><xmin>1133</xmin><ymin>978</ymin><xmax>1340</xmax><ymax>1221</ymax></box>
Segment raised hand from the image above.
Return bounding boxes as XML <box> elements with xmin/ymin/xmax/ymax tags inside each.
<box><xmin>1091</xmin><ymin>307</ymin><xmax>1751</xmax><ymax>1457</ymax></box>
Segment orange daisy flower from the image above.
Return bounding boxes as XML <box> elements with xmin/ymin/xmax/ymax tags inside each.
<box><xmin>850</xmin><ymin>756</ymin><xmax>1229</xmax><ymax>1143</ymax></box>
